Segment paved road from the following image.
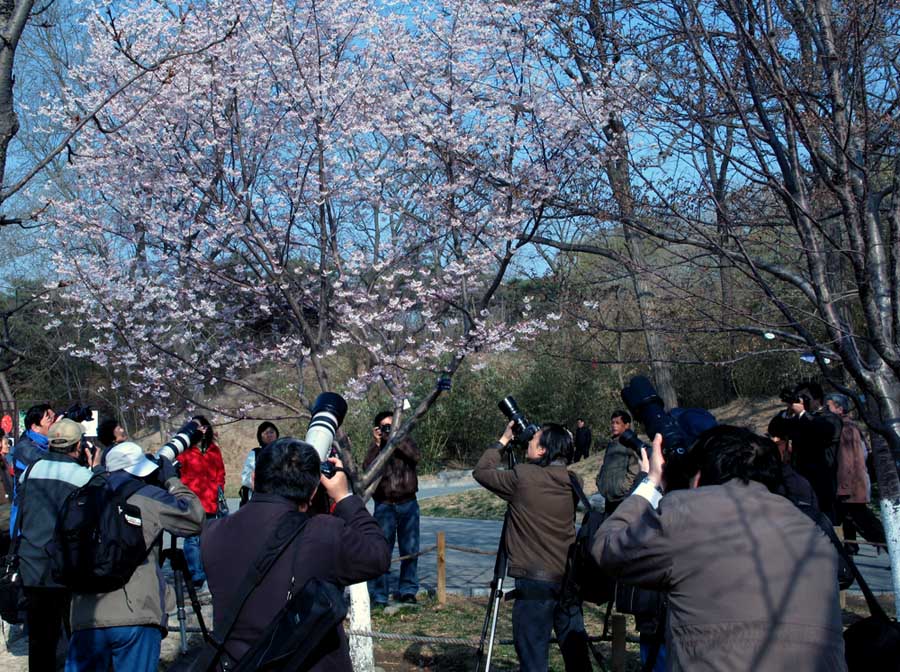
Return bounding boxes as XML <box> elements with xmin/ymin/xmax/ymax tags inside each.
<box><xmin>233</xmin><ymin>485</ymin><xmax>893</xmax><ymax>598</ymax></box>
<box><xmin>378</xmin><ymin>515</ymin><xmax>893</xmax><ymax>598</ymax></box>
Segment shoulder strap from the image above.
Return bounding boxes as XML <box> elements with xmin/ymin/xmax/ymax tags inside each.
<box><xmin>206</xmin><ymin>512</ymin><xmax>311</xmax><ymax>659</ymax></box>
<box><xmin>9</xmin><ymin>460</ymin><xmax>41</xmax><ymax>555</ymax></box>
<box><xmin>817</xmin><ymin>517</ymin><xmax>889</xmax><ymax>621</ymax></box>
<box><xmin>110</xmin><ymin>474</ymin><xmax>147</xmax><ymax>502</ymax></box>
<box><xmin>568</xmin><ymin>472</ymin><xmax>591</xmax><ymax>511</ymax></box>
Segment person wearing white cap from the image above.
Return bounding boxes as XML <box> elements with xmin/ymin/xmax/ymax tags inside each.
<box><xmin>65</xmin><ymin>441</ymin><xmax>205</xmax><ymax>672</ymax></box>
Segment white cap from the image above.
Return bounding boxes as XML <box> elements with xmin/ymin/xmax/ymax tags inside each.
<box><xmin>105</xmin><ymin>441</ymin><xmax>159</xmax><ymax>477</ymax></box>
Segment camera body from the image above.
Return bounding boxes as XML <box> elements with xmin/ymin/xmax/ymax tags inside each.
<box><xmin>779</xmin><ymin>385</ymin><xmax>811</xmax><ymax>410</ymax></box>
<box><xmin>620</xmin><ymin>376</ymin><xmax>689</xmax><ymax>457</ymax></box>
<box><xmin>498</xmin><ymin>396</ymin><xmax>539</xmax><ymax>445</ymax></box>
<box><xmin>61</xmin><ymin>403</ymin><xmax>94</xmax><ymax>424</ymax></box>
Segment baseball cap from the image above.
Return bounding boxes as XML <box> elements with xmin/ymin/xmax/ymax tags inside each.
<box><xmin>48</xmin><ymin>418</ymin><xmax>85</xmax><ymax>449</ymax></box>
<box><xmin>104</xmin><ymin>441</ymin><xmax>159</xmax><ymax>477</ymax></box>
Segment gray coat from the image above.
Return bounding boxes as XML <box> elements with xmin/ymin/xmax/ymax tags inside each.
<box><xmin>592</xmin><ymin>480</ymin><xmax>846</xmax><ymax>671</ymax></box>
<box><xmin>70</xmin><ymin>472</ymin><xmax>205</xmax><ymax>632</ymax></box>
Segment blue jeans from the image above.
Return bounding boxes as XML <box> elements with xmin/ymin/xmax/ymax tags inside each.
<box><xmin>66</xmin><ymin>625</ymin><xmax>161</xmax><ymax>672</ymax></box>
<box><xmin>369</xmin><ymin>499</ymin><xmax>419</xmax><ymax>604</ymax></box>
<box><xmin>640</xmin><ymin>637</ymin><xmax>667</xmax><ymax>672</ymax></box>
<box><xmin>183</xmin><ymin>533</ymin><xmax>206</xmax><ymax>584</ymax></box>
<box><xmin>512</xmin><ymin>578</ymin><xmax>591</xmax><ymax>672</ymax></box>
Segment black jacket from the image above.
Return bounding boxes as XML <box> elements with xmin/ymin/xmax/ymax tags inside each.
<box><xmin>202</xmin><ymin>493</ymin><xmax>390</xmax><ymax>671</ymax></box>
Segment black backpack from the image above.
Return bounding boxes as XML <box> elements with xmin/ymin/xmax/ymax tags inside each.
<box><xmin>561</xmin><ymin>473</ymin><xmax>615</xmax><ymax>606</ymax></box>
<box><xmin>49</xmin><ymin>474</ymin><xmax>150</xmax><ymax>593</ymax></box>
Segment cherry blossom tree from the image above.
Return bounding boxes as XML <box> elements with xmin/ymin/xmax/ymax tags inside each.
<box><xmin>42</xmin><ymin>0</ymin><xmax>623</xmax><ymax>483</ymax></box>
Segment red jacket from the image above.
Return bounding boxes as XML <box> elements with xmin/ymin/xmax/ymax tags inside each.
<box><xmin>178</xmin><ymin>443</ymin><xmax>225</xmax><ymax>514</ymax></box>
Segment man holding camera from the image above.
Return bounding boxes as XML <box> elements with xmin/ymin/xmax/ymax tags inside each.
<box><xmin>779</xmin><ymin>382</ymin><xmax>842</xmax><ymax>522</ymax></box>
<box><xmin>15</xmin><ymin>418</ymin><xmax>97</xmax><ymax>670</ymax></box>
<box><xmin>201</xmin><ymin>438</ymin><xmax>390</xmax><ymax>670</ymax></box>
<box><xmin>473</xmin><ymin>422</ymin><xmax>590</xmax><ymax>672</ymax></box>
<box><xmin>592</xmin><ymin>426</ymin><xmax>846</xmax><ymax>671</ymax></box>
<box><xmin>595</xmin><ymin>410</ymin><xmax>640</xmax><ymax>514</ymax></box>
<box><xmin>66</xmin><ymin>441</ymin><xmax>205</xmax><ymax>672</ymax></box>
<box><xmin>363</xmin><ymin>410</ymin><xmax>421</xmax><ymax>607</ymax></box>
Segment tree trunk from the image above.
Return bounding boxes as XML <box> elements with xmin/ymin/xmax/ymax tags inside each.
<box><xmin>347</xmin><ymin>582</ymin><xmax>375</xmax><ymax>672</ymax></box>
<box><xmin>867</xmin><ymin>374</ymin><xmax>900</xmax><ymax>616</ymax></box>
<box><xmin>621</xmin><ymin>220</ymin><xmax>678</xmax><ymax>408</ymax></box>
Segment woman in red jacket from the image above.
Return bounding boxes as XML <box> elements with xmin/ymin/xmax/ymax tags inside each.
<box><xmin>178</xmin><ymin>415</ymin><xmax>226</xmax><ymax>587</ymax></box>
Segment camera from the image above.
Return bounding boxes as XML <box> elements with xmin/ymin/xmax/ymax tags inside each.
<box><xmin>61</xmin><ymin>403</ymin><xmax>94</xmax><ymax>424</ymax></box>
<box><xmin>618</xmin><ymin>428</ymin><xmax>650</xmax><ymax>454</ymax></box>
<box><xmin>304</xmin><ymin>392</ymin><xmax>348</xmax><ymax>462</ymax></box>
<box><xmin>498</xmin><ymin>396</ymin><xmax>539</xmax><ymax>445</ymax></box>
<box><xmin>156</xmin><ymin>420</ymin><xmax>204</xmax><ymax>462</ymax></box>
<box><xmin>779</xmin><ymin>385</ymin><xmax>811</xmax><ymax>409</ymax></box>
<box><xmin>620</xmin><ymin>376</ymin><xmax>689</xmax><ymax>457</ymax></box>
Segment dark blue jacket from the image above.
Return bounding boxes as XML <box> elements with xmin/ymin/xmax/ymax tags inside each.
<box><xmin>9</xmin><ymin>430</ymin><xmax>49</xmax><ymax>535</ymax></box>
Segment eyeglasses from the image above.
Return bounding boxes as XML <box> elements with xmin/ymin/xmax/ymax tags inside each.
<box><xmin>377</xmin><ymin>424</ymin><xmax>392</xmax><ymax>434</ymax></box>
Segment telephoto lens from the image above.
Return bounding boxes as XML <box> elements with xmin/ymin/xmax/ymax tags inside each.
<box><xmin>156</xmin><ymin>420</ymin><xmax>202</xmax><ymax>462</ymax></box>
<box><xmin>304</xmin><ymin>392</ymin><xmax>348</xmax><ymax>461</ymax></box>
<box><xmin>497</xmin><ymin>396</ymin><xmax>539</xmax><ymax>444</ymax></box>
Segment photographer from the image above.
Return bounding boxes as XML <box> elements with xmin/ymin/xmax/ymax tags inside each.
<box><xmin>177</xmin><ymin>414</ymin><xmax>226</xmax><ymax>587</ymax></box>
<box><xmin>16</xmin><ymin>419</ymin><xmax>97</xmax><ymax>670</ymax></box>
<box><xmin>66</xmin><ymin>442</ymin><xmax>205</xmax><ymax>672</ymax></box>
<box><xmin>473</xmin><ymin>422</ymin><xmax>590</xmax><ymax>672</ymax></box>
<box><xmin>592</xmin><ymin>426</ymin><xmax>846</xmax><ymax>671</ymax></box>
<box><xmin>363</xmin><ymin>410</ymin><xmax>421</xmax><ymax>607</ymax></box>
<box><xmin>595</xmin><ymin>410</ymin><xmax>640</xmax><ymax>514</ymax></box>
<box><xmin>201</xmin><ymin>438</ymin><xmax>390</xmax><ymax>670</ymax></box>
<box><xmin>777</xmin><ymin>382</ymin><xmax>842</xmax><ymax>522</ymax></box>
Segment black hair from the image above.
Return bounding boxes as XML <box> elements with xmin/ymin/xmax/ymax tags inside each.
<box><xmin>537</xmin><ymin>423</ymin><xmax>574</xmax><ymax>466</ymax></box>
<box><xmin>372</xmin><ymin>410</ymin><xmax>393</xmax><ymax>427</ymax></box>
<box><xmin>97</xmin><ymin>418</ymin><xmax>120</xmax><ymax>447</ymax></box>
<box><xmin>794</xmin><ymin>381</ymin><xmax>824</xmax><ymax>403</ymax></box>
<box><xmin>611</xmin><ymin>410</ymin><xmax>631</xmax><ymax>424</ymax></box>
<box><xmin>256</xmin><ymin>421</ymin><xmax>280</xmax><ymax>448</ymax></box>
<box><xmin>766</xmin><ymin>415</ymin><xmax>793</xmax><ymax>441</ymax></box>
<box><xmin>190</xmin><ymin>414</ymin><xmax>214</xmax><ymax>449</ymax></box>
<box><xmin>254</xmin><ymin>437</ymin><xmax>321</xmax><ymax>504</ymax></box>
<box><xmin>23</xmin><ymin>403</ymin><xmax>52</xmax><ymax>433</ymax></box>
<box><xmin>678</xmin><ymin>425</ymin><xmax>784</xmax><ymax>492</ymax></box>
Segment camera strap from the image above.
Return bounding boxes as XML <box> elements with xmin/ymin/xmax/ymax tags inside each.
<box><xmin>194</xmin><ymin>511</ymin><xmax>310</xmax><ymax>671</ymax></box>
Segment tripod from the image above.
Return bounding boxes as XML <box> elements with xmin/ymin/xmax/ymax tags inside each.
<box><xmin>474</xmin><ymin>445</ymin><xmax>516</xmax><ymax>672</ymax></box>
<box><xmin>160</xmin><ymin>535</ymin><xmax>210</xmax><ymax>654</ymax></box>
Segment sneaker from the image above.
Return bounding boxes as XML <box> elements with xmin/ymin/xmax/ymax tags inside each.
<box><xmin>398</xmin><ymin>594</ymin><xmax>417</xmax><ymax>604</ymax></box>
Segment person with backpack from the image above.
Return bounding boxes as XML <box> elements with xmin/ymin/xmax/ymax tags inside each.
<box><xmin>65</xmin><ymin>440</ymin><xmax>205</xmax><ymax>672</ymax></box>
<box><xmin>239</xmin><ymin>421</ymin><xmax>279</xmax><ymax>507</ymax></box>
<box><xmin>201</xmin><ymin>438</ymin><xmax>390</xmax><ymax>670</ymax></box>
<box><xmin>473</xmin><ymin>422</ymin><xmax>591</xmax><ymax>672</ymax></box>
<box><xmin>15</xmin><ymin>418</ymin><xmax>97</xmax><ymax>671</ymax></box>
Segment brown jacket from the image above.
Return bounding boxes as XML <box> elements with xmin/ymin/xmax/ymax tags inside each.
<box><xmin>473</xmin><ymin>444</ymin><xmax>576</xmax><ymax>583</ymax></box>
<box><xmin>593</xmin><ymin>480</ymin><xmax>846</xmax><ymax>671</ymax></box>
<box><xmin>363</xmin><ymin>437</ymin><xmax>420</xmax><ymax>504</ymax></box>
<box><xmin>836</xmin><ymin>417</ymin><xmax>869</xmax><ymax>503</ymax></box>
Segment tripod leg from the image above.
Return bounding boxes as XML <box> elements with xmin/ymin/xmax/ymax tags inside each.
<box><xmin>172</xmin><ymin>564</ymin><xmax>189</xmax><ymax>654</ymax></box>
<box><xmin>483</xmin><ymin>574</ymin><xmax>505</xmax><ymax>672</ymax></box>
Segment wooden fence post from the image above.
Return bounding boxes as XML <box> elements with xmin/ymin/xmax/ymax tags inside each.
<box><xmin>436</xmin><ymin>531</ymin><xmax>446</xmax><ymax>605</ymax></box>
<box><xmin>611</xmin><ymin>614</ymin><xmax>626</xmax><ymax>672</ymax></box>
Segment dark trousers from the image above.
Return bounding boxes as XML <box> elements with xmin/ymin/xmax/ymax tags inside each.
<box><xmin>838</xmin><ymin>501</ymin><xmax>886</xmax><ymax>546</ymax></box>
<box><xmin>512</xmin><ymin>578</ymin><xmax>591</xmax><ymax>672</ymax></box>
<box><xmin>24</xmin><ymin>586</ymin><xmax>71</xmax><ymax>671</ymax></box>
